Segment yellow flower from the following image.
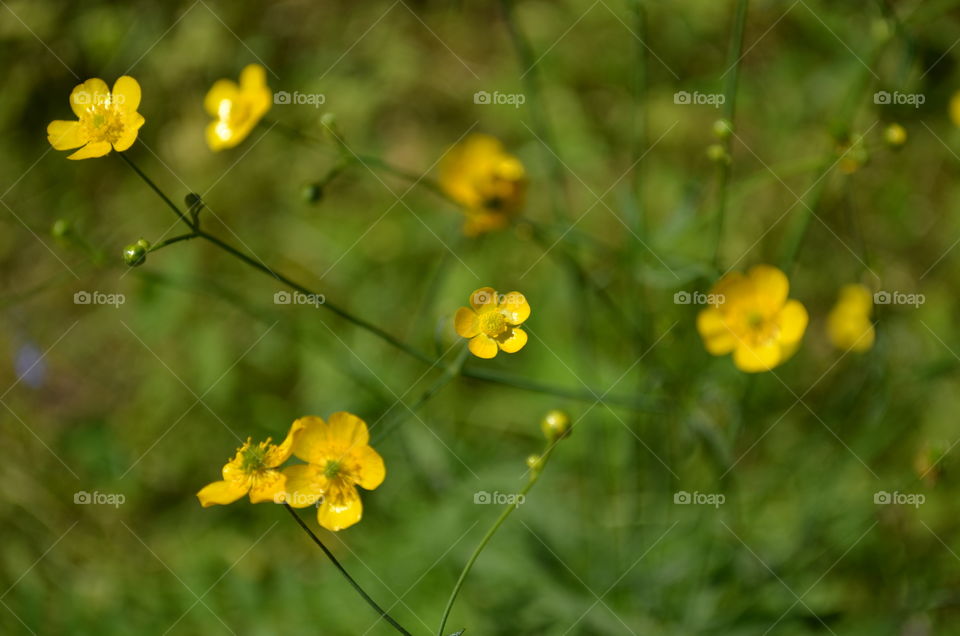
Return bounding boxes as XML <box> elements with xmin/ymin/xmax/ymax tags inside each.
<box><xmin>46</xmin><ymin>77</ymin><xmax>145</xmax><ymax>160</ymax></box>
<box><xmin>439</xmin><ymin>134</ymin><xmax>526</xmax><ymax>236</ymax></box>
<box><xmin>204</xmin><ymin>64</ymin><xmax>272</xmax><ymax>151</ymax></box>
<box><xmin>454</xmin><ymin>287</ymin><xmax>530</xmax><ymax>359</ymax></box>
<box><xmin>196</xmin><ymin>419</ymin><xmax>305</xmax><ymax>507</ymax></box>
<box><xmin>282</xmin><ymin>413</ymin><xmax>385</xmax><ymax>532</ymax></box>
<box><xmin>951</xmin><ymin>92</ymin><xmax>960</xmax><ymax>128</ymax></box>
<box><xmin>696</xmin><ymin>265</ymin><xmax>808</xmax><ymax>373</ymax></box>
<box><xmin>826</xmin><ymin>284</ymin><xmax>875</xmax><ymax>352</ymax></box>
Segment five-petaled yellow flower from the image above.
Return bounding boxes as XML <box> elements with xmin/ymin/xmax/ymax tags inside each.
<box><xmin>47</xmin><ymin>77</ymin><xmax>145</xmax><ymax>160</ymax></box>
<box><xmin>439</xmin><ymin>134</ymin><xmax>527</xmax><ymax>236</ymax></box>
<box><xmin>827</xmin><ymin>284</ymin><xmax>875</xmax><ymax>352</ymax></box>
<box><xmin>197</xmin><ymin>419</ymin><xmax>305</xmax><ymax>507</ymax></box>
<box><xmin>696</xmin><ymin>265</ymin><xmax>808</xmax><ymax>373</ymax></box>
<box><xmin>282</xmin><ymin>413</ymin><xmax>385</xmax><ymax>532</ymax></box>
<box><xmin>205</xmin><ymin>64</ymin><xmax>272</xmax><ymax>151</ymax></box>
<box><xmin>455</xmin><ymin>287</ymin><xmax>530</xmax><ymax>359</ymax></box>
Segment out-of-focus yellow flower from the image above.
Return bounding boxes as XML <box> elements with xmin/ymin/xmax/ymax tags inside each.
<box><xmin>883</xmin><ymin>123</ymin><xmax>907</xmax><ymax>147</ymax></box>
<box><xmin>826</xmin><ymin>284</ymin><xmax>875</xmax><ymax>352</ymax></box>
<box><xmin>47</xmin><ymin>77</ymin><xmax>145</xmax><ymax>160</ymax></box>
<box><xmin>197</xmin><ymin>419</ymin><xmax>305</xmax><ymax>507</ymax></box>
<box><xmin>282</xmin><ymin>413</ymin><xmax>385</xmax><ymax>532</ymax></box>
<box><xmin>697</xmin><ymin>265</ymin><xmax>808</xmax><ymax>373</ymax></box>
<box><xmin>455</xmin><ymin>287</ymin><xmax>530</xmax><ymax>359</ymax></box>
<box><xmin>204</xmin><ymin>64</ymin><xmax>271</xmax><ymax>151</ymax></box>
<box><xmin>950</xmin><ymin>92</ymin><xmax>960</xmax><ymax>128</ymax></box>
<box><xmin>439</xmin><ymin>134</ymin><xmax>527</xmax><ymax>236</ymax></box>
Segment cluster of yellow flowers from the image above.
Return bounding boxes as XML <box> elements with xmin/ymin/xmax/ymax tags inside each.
<box><xmin>197</xmin><ymin>413</ymin><xmax>385</xmax><ymax>532</ymax></box>
<box><xmin>696</xmin><ymin>265</ymin><xmax>875</xmax><ymax>373</ymax></box>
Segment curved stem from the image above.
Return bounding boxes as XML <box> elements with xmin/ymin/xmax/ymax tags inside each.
<box><xmin>283</xmin><ymin>504</ymin><xmax>413</xmax><ymax>636</ymax></box>
<box><xmin>436</xmin><ymin>443</ymin><xmax>558</xmax><ymax>636</ymax></box>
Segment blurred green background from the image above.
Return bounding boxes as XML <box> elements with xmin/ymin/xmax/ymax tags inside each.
<box><xmin>4</xmin><ymin>0</ymin><xmax>960</xmax><ymax>633</ymax></box>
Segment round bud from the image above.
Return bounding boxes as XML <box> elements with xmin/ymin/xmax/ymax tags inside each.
<box><xmin>123</xmin><ymin>242</ymin><xmax>147</xmax><ymax>267</ymax></box>
<box><xmin>883</xmin><ymin>123</ymin><xmax>907</xmax><ymax>148</ymax></box>
<box><xmin>302</xmin><ymin>183</ymin><xmax>323</xmax><ymax>204</ymax></box>
<box><xmin>51</xmin><ymin>219</ymin><xmax>72</xmax><ymax>240</ymax></box>
<box><xmin>706</xmin><ymin>144</ymin><xmax>730</xmax><ymax>164</ymax></box>
<box><xmin>541</xmin><ymin>409</ymin><xmax>571</xmax><ymax>442</ymax></box>
<box><xmin>184</xmin><ymin>192</ymin><xmax>202</xmax><ymax>209</ymax></box>
<box><xmin>712</xmin><ymin>118</ymin><xmax>733</xmax><ymax>140</ymax></box>
<box><xmin>526</xmin><ymin>454</ymin><xmax>542</xmax><ymax>470</ymax></box>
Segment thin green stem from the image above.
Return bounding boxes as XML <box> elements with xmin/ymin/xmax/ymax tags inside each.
<box><xmin>148</xmin><ymin>232</ymin><xmax>198</xmax><ymax>252</ymax></box>
<box><xmin>282</xmin><ymin>504</ymin><xmax>413</xmax><ymax>636</ymax></box>
<box><xmin>712</xmin><ymin>0</ymin><xmax>749</xmax><ymax>269</ymax></box>
<box><xmin>436</xmin><ymin>443</ymin><xmax>558</xmax><ymax>636</ymax></box>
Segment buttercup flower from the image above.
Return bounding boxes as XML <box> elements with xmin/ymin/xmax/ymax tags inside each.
<box><xmin>282</xmin><ymin>413</ymin><xmax>385</xmax><ymax>532</ymax></box>
<box><xmin>455</xmin><ymin>287</ymin><xmax>530</xmax><ymax>359</ymax></box>
<box><xmin>47</xmin><ymin>77</ymin><xmax>145</xmax><ymax>160</ymax></box>
<box><xmin>827</xmin><ymin>284</ymin><xmax>875</xmax><ymax>352</ymax></box>
<box><xmin>696</xmin><ymin>265</ymin><xmax>808</xmax><ymax>373</ymax></box>
<box><xmin>439</xmin><ymin>134</ymin><xmax>527</xmax><ymax>236</ymax></box>
<box><xmin>205</xmin><ymin>64</ymin><xmax>272</xmax><ymax>151</ymax></box>
<box><xmin>197</xmin><ymin>419</ymin><xmax>305</xmax><ymax>507</ymax></box>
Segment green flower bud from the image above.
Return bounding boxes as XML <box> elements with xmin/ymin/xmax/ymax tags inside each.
<box><xmin>51</xmin><ymin>219</ymin><xmax>73</xmax><ymax>240</ymax></box>
<box><xmin>541</xmin><ymin>409</ymin><xmax>571</xmax><ymax>442</ymax></box>
<box><xmin>706</xmin><ymin>144</ymin><xmax>730</xmax><ymax>164</ymax></box>
<box><xmin>302</xmin><ymin>182</ymin><xmax>323</xmax><ymax>204</ymax></box>
<box><xmin>123</xmin><ymin>241</ymin><xmax>148</xmax><ymax>267</ymax></box>
<box><xmin>712</xmin><ymin>118</ymin><xmax>733</xmax><ymax>140</ymax></box>
<box><xmin>184</xmin><ymin>192</ymin><xmax>202</xmax><ymax>209</ymax></box>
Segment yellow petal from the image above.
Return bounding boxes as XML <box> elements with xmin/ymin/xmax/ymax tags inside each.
<box><xmin>353</xmin><ymin>446</ymin><xmax>386</xmax><ymax>490</ymax></box>
<box><xmin>47</xmin><ymin>120</ymin><xmax>87</xmax><ymax>150</ymax></box>
<box><xmin>733</xmin><ymin>341</ymin><xmax>782</xmax><ymax>373</ymax></box>
<box><xmin>293</xmin><ymin>413</ymin><xmax>369</xmax><ymax>464</ymax></box>
<box><xmin>776</xmin><ymin>299</ymin><xmax>808</xmax><ymax>345</ymax></box>
<box><xmin>326</xmin><ymin>412</ymin><xmax>370</xmax><ymax>447</ymax></box>
<box><xmin>112</xmin><ymin>112</ymin><xmax>145</xmax><ymax>152</ymax></box>
<box><xmin>197</xmin><ymin>479</ymin><xmax>248</xmax><ymax>507</ymax></box>
<box><xmin>696</xmin><ymin>307</ymin><xmax>736</xmax><ymax>355</ymax></box>
<box><xmin>317</xmin><ymin>486</ymin><xmax>363</xmax><ymax>531</ymax></box>
<box><xmin>499</xmin><ymin>291</ymin><xmax>530</xmax><ymax>325</ymax></box>
<box><xmin>454</xmin><ymin>307</ymin><xmax>480</xmax><ymax>338</ymax></box>
<box><xmin>70</xmin><ymin>78</ymin><xmax>109</xmax><ymax>117</ymax></box>
<box><xmin>291</xmin><ymin>415</ymin><xmax>328</xmax><ymax>463</ymax></box>
<box><xmin>281</xmin><ymin>464</ymin><xmax>325</xmax><ymax>508</ymax></box>
<box><xmin>837</xmin><ymin>284</ymin><xmax>873</xmax><ymax>314</ymax></box>
<box><xmin>112</xmin><ymin>76</ymin><xmax>141</xmax><ymax>112</ymax></box>
<box><xmin>204</xmin><ymin>79</ymin><xmax>239</xmax><ymax>117</ymax></box>
<box><xmin>240</xmin><ymin>64</ymin><xmax>267</xmax><ymax>91</ymax></box>
<box><xmin>468</xmin><ymin>333</ymin><xmax>498</xmax><ymax>359</ymax></box>
<box><xmin>205</xmin><ymin>120</ymin><xmax>230</xmax><ymax>151</ymax></box>
<box><xmin>747</xmin><ymin>264</ymin><xmax>789</xmax><ymax>313</ymax></box>
<box><xmin>496</xmin><ymin>327</ymin><xmax>528</xmax><ymax>353</ymax></box>
<box><xmin>248</xmin><ymin>469</ymin><xmax>287</xmax><ymax>504</ymax></box>
<box><xmin>265</xmin><ymin>418</ymin><xmax>307</xmax><ymax>467</ymax></box>
<box><xmin>67</xmin><ymin>141</ymin><xmax>112</xmax><ymax>160</ymax></box>
<box><xmin>470</xmin><ymin>287</ymin><xmax>499</xmax><ymax>313</ymax></box>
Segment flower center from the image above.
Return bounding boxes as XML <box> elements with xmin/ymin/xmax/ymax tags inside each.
<box><xmin>80</xmin><ymin>103</ymin><xmax>126</xmax><ymax>145</ymax></box>
<box><xmin>239</xmin><ymin>440</ymin><xmax>269</xmax><ymax>474</ymax></box>
<box><xmin>479</xmin><ymin>310</ymin><xmax>508</xmax><ymax>337</ymax></box>
<box><xmin>324</xmin><ymin>459</ymin><xmax>343</xmax><ymax>479</ymax></box>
